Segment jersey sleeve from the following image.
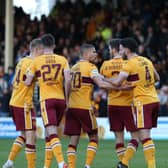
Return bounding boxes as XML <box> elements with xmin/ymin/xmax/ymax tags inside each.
<box><xmin>89</xmin><ymin>64</ymin><xmax>100</xmax><ymax>78</ymax></box>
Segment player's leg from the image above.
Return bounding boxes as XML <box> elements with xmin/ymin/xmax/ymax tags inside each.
<box><xmin>46</xmin><ymin>126</ymin><xmax>67</xmax><ymax>168</ymax></box>
<box><xmin>3</xmin><ymin>106</ymin><xmax>26</xmax><ymax>168</ymax></box>
<box><xmin>82</xmin><ymin>108</ymin><xmax>98</xmax><ymax>168</ymax></box>
<box><xmin>67</xmin><ymin>136</ymin><xmax>80</xmax><ymax>168</ymax></box>
<box><xmin>117</xmin><ymin>106</ymin><xmax>139</xmax><ymax>168</ymax></box>
<box><xmin>139</xmin><ymin>129</ymin><xmax>156</xmax><ymax>168</ymax></box>
<box><xmin>114</xmin><ymin>131</ymin><xmax>126</xmax><ymax>161</ymax></box>
<box><xmin>43</xmin><ymin>131</ymin><xmax>53</xmax><ymax>168</ymax></box>
<box><xmin>24</xmin><ymin>107</ymin><xmax>36</xmax><ymax>168</ymax></box>
<box><xmin>41</xmin><ymin>99</ymin><xmax>67</xmax><ymax>168</ymax></box>
<box><xmin>121</xmin><ymin>131</ymin><xmax>139</xmax><ymax>167</ymax></box>
<box><xmin>85</xmin><ymin>133</ymin><xmax>98</xmax><ymax>168</ymax></box>
<box><xmin>135</xmin><ymin>102</ymin><xmax>159</xmax><ymax>168</ymax></box>
<box><xmin>108</xmin><ymin>106</ymin><xmax>126</xmax><ymax>161</ymax></box>
<box><xmin>25</xmin><ymin>130</ymin><xmax>36</xmax><ymax>168</ymax></box>
<box><xmin>3</xmin><ymin>132</ymin><xmax>25</xmax><ymax>168</ymax></box>
<box><xmin>64</xmin><ymin>108</ymin><xmax>81</xmax><ymax>168</ymax></box>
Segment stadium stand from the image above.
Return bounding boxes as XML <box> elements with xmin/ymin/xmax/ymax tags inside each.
<box><xmin>0</xmin><ymin>0</ymin><xmax>168</xmax><ymax>116</ymax></box>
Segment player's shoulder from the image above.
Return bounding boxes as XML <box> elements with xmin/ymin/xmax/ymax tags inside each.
<box><xmin>71</xmin><ymin>63</ymin><xmax>79</xmax><ymax>71</ymax></box>
<box><xmin>102</xmin><ymin>60</ymin><xmax>111</xmax><ymax>66</ymax></box>
<box><xmin>17</xmin><ymin>56</ymin><xmax>33</xmax><ymax>66</ymax></box>
<box><xmin>72</xmin><ymin>61</ymin><xmax>97</xmax><ymax>70</ymax></box>
<box><xmin>78</xmin><ymin>60</ymin><xmax>96</xmax><ymax>67</ymax></box>
<box><xmin>137</xmin><ymin>55</ymin><xmax>153</xmax><ymax>64</ymax></box>
<box><xmin>87</xmin><ymin>62</ymin><xmax>97</xmax><ymax>69</ymax></box>
<box><xmin>34</xmin><ymin>54</ymin><xmax>45</xmax><ymax>61</ymax></box>
<box><xmin>143</xmin><ymin>56</ymin><xmax>152</xmax><ymax>63</ymax></box>
<box><xmin>55</xmin><ymin>54</ymin><xmax>67</xmax><ymax>61</ymax></box>
<box><xmin>20</xmin><ymin>55</ymin><xmax>32</xmax><ymax>61</ymax></box>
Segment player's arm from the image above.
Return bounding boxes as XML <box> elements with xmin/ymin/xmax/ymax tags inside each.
<box><xmin>63</xmin><ymin>59</ymin><xmax>71</xmax><ymax>107</ymax></box>
<box><xmin>25</xmin><ymin>74</ymin><xmax>34</xmax><ymax>86</ymax></box>
<box><xmin>97</xmin><ymin>63</ymin><xmax>113</xmax><ymax>89</ymax></box>
<box><xmin>25</xmin><ymin>63</ymin><xmax>36</xmax><ymax>86</ymax></box>
<box><xmin>64</xmin><ymin>69</ymin><xmax>71</xmax><ymax>105</ymax></box>
<box><xmin>90</xmin><ymin>68</ymin><xmax>118</xmax><ymax>89</ymax></box>
<box><xmin>104</xmin><ymin>71</ymin><xmax>129</xmax><ymax>87</ymax></box>
<box><xmin>153</xmin><ymin>67</ymin><xmax>160</xmax><ymax>82</ymax></box>
<box><xmin>92</xmin><ymin>75</ymin><xmax>116</xmax><ymax>89</ymax></box>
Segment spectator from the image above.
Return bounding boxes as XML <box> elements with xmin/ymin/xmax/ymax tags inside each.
<box><xmin>0</xmin><ymin>0</ymin><xmax>168</xmax><ymax>116</ymax></box>
<box><xmin>158</xmin><ymin>85</ymin><xmax>168</xmax><ymax>116</ymax></box>
<box><xmin>0</xmin><ymin>66</ymin><xmax>9</xmax><ymax>115</ymax></box>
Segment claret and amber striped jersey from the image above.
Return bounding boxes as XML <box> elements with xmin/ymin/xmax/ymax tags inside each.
<box><xmin>10</xmin><ymin>56</ymin><xmax>35</xmax><ymax>107</ymax></box>
<box><xmin>122</xmin><ymin>56</ymin><xmax>159</xmax><ymax>104</ymax></box>
<box><xmin>28</xmin><ymin>54</ymin><xmax>69</xmax><ymax>101</ymax></box>
<box><xmin>69</xmin><ymin>60</ymin><xmax>99</xmax><ymax>109</ymax></box>
<box><xmin>100</xmin><ymin>58</ymin><xmax>133</xmax><ymax>106</ymax></box>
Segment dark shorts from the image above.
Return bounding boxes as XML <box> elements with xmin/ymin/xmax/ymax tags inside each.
<box><xmin>64</xmin><ymin>108</ymin><xmax>98</xmax><ymax>135</ymax></box>
<box><xmin>10</xmin><ymin>105</ymin><xmax>36</xmax><ymax>131</ymax></box>
<box><xmin>108</xmin><ymin>105</ymin><xmax>137</xmax><ymax>132</ymax></box>
<box><xmin>40</xmin><ymin>99</ymin><xmax>66</xmax><ymax>127</ymax></box>
<box><xmin>134</xmin><ymin>102</ymin><xmax>160</xmax><ymax>129</ymax></box>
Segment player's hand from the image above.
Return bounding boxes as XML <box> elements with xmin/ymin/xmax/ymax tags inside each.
<box><xmin>119</xmin><ymin>82</ymin><xmax>135</xmax><ymax>90</ymax></box>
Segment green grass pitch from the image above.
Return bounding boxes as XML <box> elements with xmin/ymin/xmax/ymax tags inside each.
<box><xmin>0</xmin><ymin>138</ymin><xmax>167</xmax><ymax>168</ymax></box>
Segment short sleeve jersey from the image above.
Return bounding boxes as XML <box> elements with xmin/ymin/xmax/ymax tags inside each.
<box><xmin>28</xmin><ymin>54</ymin><xmax>69</xmax><ymax>101</ymax></box>
<box><xmin>10</xmin><ymin>57</ymin><xmax>35</xmax><ymax>107</ymax></box>
<box><xmin>122</xmin><ymin>56</ymin><xmax>159</xmax><ymax>104</ymax></box>
<box><xmin>69</xmin><ymin>60</ymin><xmax>99</xmax><ymax>109</ymax></box>
<box><xmin>100</xmin><ymin>58</ymin><xmax>133</xmax><ymax>106</ymax></box>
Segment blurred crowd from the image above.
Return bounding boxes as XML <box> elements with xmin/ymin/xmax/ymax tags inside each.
<box><xmin>0</xmin><ymin>0</ymin><xmax>168</xmax><ymax>116</ymax></box>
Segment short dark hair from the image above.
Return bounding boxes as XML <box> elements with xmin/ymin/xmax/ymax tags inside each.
<box><xmin>80</xmin><ymin>43</ymin><xmax>95</xmax><ymax>56</ymax></box>
<box><xmin>108</xmin><ymin>38</ymin><xmax>121</xmax><ymax>52</ymax></box>
<box><xmin>41</xmin><ymin>34</ymin><xmax>55</xmax><ymax>47</ymax></box>
<box><xmin>120</xmin><ymin>37</ymin><xmax>138</xmax><ymax>52</ymax></box>
<box><xmin>29</xmin><ymin>38</ymin><xmax>42</xmax><ymax>51</ymax></box>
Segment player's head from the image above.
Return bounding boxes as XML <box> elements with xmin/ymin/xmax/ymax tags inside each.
<box><xmin>80</xmin><ymin>43</ymin><xmax>97</xmax><ymax>63</ymax></box>
<box><xmin>41</xmin><ymin>33</ymin><xmax>55</xmax><ymax>49</ymax></box>
<box><xmin>120</xmin><ymin>37</ymin><xmax>138</xmax><ymax>56</ymax></box>
<box><xmin>108</xmin><ymin>38</ymin><xmax>121</xmax><ymax>58</ymax></box>
<box><xmin>29</xmin><ymin>38</ymin><xmax>43</xmax><ymax>57</ymax></box>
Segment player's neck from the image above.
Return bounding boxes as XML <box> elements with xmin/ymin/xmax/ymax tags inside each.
<box><xmin>127</xmin><ymin>52</ymin><xmax>138</xmax><ymax>59</ymax></box>
<box><xmin>43</xmin><ymin>49</ymin><xmax>54</xmax><ymax>55</ymax></box>
<box><xmin>80</xmin><ymin>58</ymin><xmax>88</xmax><ymax>62</ymax></box>
<box><xmin>29</xmin><ymin>54</ymin><xmax>35</xmax><ymax>58</ymax></box>
<box><xmin>113</xmin><ymin>53</ymin><xmax>122</xmax><ymax>58</ymax></box>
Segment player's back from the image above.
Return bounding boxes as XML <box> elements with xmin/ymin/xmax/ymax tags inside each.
<box><xmin>100</xmin><ymin>58</ymin><xmax>133</xmax><ymax>106</ymax></box>
<box><xmin>10</xmin><ymin>57</ymin><xmax>35</xmax><ymax>107</ymax></box>
<box><xmin>69</xmin><ymin>60</ymin><xmax>96</xmax><ymax>109</ymax></box>
<box><xmin>125</xmin><ymin>56</ymin><xmax>159</xmax><ymax>104</ymax></box>
<box><xmin>33</xmin><ymin>54</ymin><xmax>68</xmax><ymax>101</ymax></box>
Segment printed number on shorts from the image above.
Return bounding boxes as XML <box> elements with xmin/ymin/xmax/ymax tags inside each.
<box><xmin>41</xmin><ymin>64</ymin><xmax>61</xmax><ymax>81</ymax></box>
